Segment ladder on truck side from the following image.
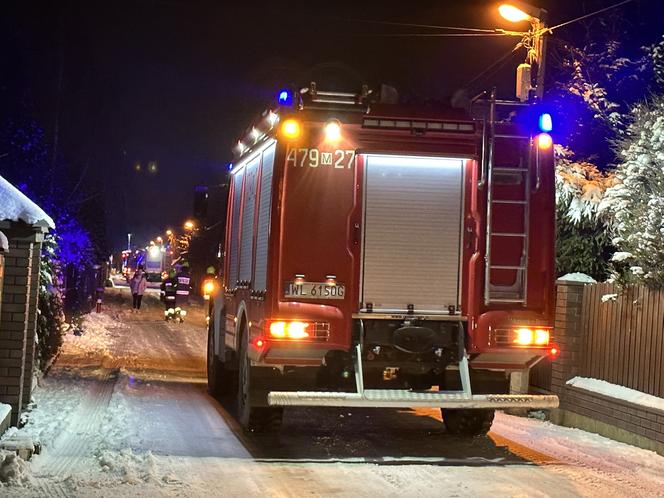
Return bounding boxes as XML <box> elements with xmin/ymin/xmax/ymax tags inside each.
<box><xmin>480</xmin><ymin>92</ymin><xmax>533</xmax><ymax>306</ymax></box>
<box><xmin>268</xmin><ymin>325</ymin><xmax>558</xmax><ymax>409</ymax></box>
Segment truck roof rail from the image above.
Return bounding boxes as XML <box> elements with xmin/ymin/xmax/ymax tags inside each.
<box><xmin>299</xmin><ymin>82</ymin><xmax>373</xmax><ymax>111</ymax></box>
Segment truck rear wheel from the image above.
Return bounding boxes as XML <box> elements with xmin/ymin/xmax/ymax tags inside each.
<box><xmin>441</xmin><ymin>409</ymin><xmax>494</xmax><ymax>436</ymax></box>
<box><xmin>237</xmin><ymin>323</ymin><xmax>283</xmax><ymax>433</ymax></box>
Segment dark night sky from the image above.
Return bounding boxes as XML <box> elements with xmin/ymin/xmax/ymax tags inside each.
<box><xmin>2</xmin><ymin>0</ymin><xmax>662</xmax><ymax>251</ymax></box>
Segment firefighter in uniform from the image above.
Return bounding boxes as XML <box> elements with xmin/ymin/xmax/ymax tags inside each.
<box><xmin>170</xmin><ymin>263</ymin><xmax>191</xmax><ymax>322</ymax></box>
<box><xmin>162</xmin><ymin>269</ymin><xmax>177</xmax><ymax>320</ymax></box>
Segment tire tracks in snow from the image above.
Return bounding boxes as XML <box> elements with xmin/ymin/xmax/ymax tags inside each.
<box><xmin>29</xmin><ymin>368</ymin><xmax>119</xmax><ymax>497</ymax></box>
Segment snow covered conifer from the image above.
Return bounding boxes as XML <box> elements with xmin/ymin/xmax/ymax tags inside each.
<box><xmin>555</xmin><ymin>145</ymin><xmax>615</xmax><ymax>280</ymax></box>
<box><xmin>602</xmin><ymin>95</ymin><xmax>664</xmax><ymax>287</ymax></box>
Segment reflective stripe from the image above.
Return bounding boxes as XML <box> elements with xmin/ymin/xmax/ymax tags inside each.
<box><xmin>176</xmin><ymin>290</ymin><xmax>189</xmax><ymax>295</ymax></box>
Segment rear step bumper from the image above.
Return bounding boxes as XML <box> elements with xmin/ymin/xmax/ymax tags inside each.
<box><xmin>268</xmin><ymin>390</ymin><xmax>559</xmax><ymax>409</ymax></box>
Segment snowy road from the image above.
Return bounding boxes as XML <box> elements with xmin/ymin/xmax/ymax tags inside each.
<box><xmin>3</xmin><ymin>287</ymin><xmax>664</xmax><ymax>497</ymax></box>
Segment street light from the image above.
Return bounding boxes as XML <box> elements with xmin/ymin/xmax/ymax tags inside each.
<box><xmin>166</xmin><ymin>229</ymin><xmax>173</xmax><ymax>236</ymax></box>
<box><xmin>498</xmin><ymin>4</ymin><xmax>533</xmax><ymax>23</ymax></box>
<box><xmin>499</xmin><ymin>2</ymin><xmax>548</xmax><ymax>101</ymax></box>
<box><xmin>184</xmin><ymin>220</ymin><xmax>195</xmax><ymax>231</ymax></box>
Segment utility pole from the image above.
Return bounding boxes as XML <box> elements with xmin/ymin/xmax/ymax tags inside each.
<box><xmin>127</xmin><ymin>233</ymin><xmax>132</xmax><ymax>252</ymax></box>
<box><xmin>498</xmin><ymin>2</ymin><xmax>549</xmax><ymax>102</ymax></box>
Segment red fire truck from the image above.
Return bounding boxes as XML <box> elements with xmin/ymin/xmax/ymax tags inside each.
<box><xmin>208</xmin><ymin>83</ymin><xmax>559</xmax><ymax>434</ymax></box>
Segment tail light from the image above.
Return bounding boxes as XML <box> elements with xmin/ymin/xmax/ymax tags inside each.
<box><xmin>269</xmin><ymin>320</ymin><xmax>311</xmax><ymax>339</ymax></box>
<box><xmin>512</xmin><ymin>327</ymin><xmax>551</xmax><ymax>346</ymax></box>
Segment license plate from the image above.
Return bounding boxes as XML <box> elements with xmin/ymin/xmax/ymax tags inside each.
<box><xmin>284</xmin><ymin>282</ymin><xmax>345</xmax><ymax>299</ymax></box>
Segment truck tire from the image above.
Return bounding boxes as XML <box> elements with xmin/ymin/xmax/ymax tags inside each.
<box><xmin>237</xmin><ymin>323</ymin><xmax>283</xmax><ymax>433</ymax></box>
<box><xmin>207</xmin><ymin>314</ymin><xmax>233</xmax><ymax>396</ymax></box>
<box><xmin>441</xmin><ymin>409</ymin><xmax>494</xmax><ymax>436</ymax></box>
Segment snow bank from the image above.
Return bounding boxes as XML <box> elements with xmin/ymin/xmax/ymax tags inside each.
<box><xmin>567</xmin><ymin>376</ymin><xmax>664</xmax><ymax>412</ymax></box>
<box><xmin>0</xmin><ymin>175</ymin><xmax>54</xmax><ymax>229</ymax></box>
<box><xmin>558</xmin><ymin>272</ymin><xmax>597</xmax><ymax>283</ymax></box>
<box><xmin>0</xmin><ymin>451</ymin><xmax>31</xmax><ymax>486</ymax></box>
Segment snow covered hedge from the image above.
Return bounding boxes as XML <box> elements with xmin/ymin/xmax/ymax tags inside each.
<box><xmin>602</xmin><ymin>95</ymin><xmax>664</xmax><ymax>288</ymax></box>
<box><xmin>37</xmin><ymin>234</ymin><xmax>65</xmax><ymax>370</ymax></box>
<box><xmin>555</xmin><ymin>145</ymin><xmax>615</xmax><ymax>280</ymax></box>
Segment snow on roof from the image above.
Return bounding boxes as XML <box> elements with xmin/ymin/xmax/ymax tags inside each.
<box><xmin>567</xmin><ymin>377</ymin><xmax>664</xmax><ymax>413</ymax></box>
<box><xmin>0</xmin><ymin>230</ymin><xmax>8</xmax><ymax>252</ymax></box>
<box><xmin>0</xmin><ymin>175</ymin><xmax>54</xmax><ymax>229</ymax></box>
<box><xmin>557</xmin><ymin>272</ymin><xmax>597</xmax><ymax>284</ymax></box>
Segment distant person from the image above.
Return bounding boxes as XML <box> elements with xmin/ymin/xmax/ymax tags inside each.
<box><xmin>130</xmin><ymin>265</ymin><xmax>148</xmax><ymax>312</ymax></box>
<box><xmin>162</xmin><ymin>269</ymin><xmax>177</xmax><ymax>310</ymax></box>
<box><xmin>175</xmin><ymin>264</ymin><xmax>191</xmax><ymax>307</ymax></box>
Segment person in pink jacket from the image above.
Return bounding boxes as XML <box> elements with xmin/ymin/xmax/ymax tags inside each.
<box><xmin>129</xmin><ymin>265</ymin><xmax>148</xmax><ymax>312</ymax></box>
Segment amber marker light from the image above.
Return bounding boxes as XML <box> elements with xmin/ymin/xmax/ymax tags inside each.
<box><xmin>537</xmin><ymin>132</ymin><xmax>553</xmax><ymax>149</ymax></box>
<box><xmin>281</xmin><ymin>119</ymin><xmax>301</xmax><ymax>139</ymax></box>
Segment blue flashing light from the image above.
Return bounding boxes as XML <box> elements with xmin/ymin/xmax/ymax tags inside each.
<box><xmin>277</xmin><ymin>89</ymin><xmax>294</xmax><ymax>106</ymax></box>
<box><xmin>539</xmin><ymin>113</ymin><xmax>553</xmax><ymax>133</ymax></box>
<box><xmin>227</xmin><ymin>163</ymin><xmax>233</xmax><ymax>171</ymax></box>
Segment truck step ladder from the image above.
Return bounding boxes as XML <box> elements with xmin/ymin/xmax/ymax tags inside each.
<box><xmin>268</xmin><ymin>329</ymin><xmax>558</xmax><ymax>410</ymax></box>
<box><xmin>485</xmin><ymin>158</ymin><xmax>531</xmax><ymax>305</ymax></box>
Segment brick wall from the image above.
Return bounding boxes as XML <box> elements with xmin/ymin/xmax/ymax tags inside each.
<box><xmin>22</xmin><ymin>245</ymin><xmax>41</xmax><ymax>407</ymax></box>
<box><xmin>0</xmin><ymin>239</ymin><xmax>34</xmax><ymax>424</ymax></box>
<box><xmin>551</xmin><ymin>280</ymin><xmax>664</xmax><ymax>454</ymax></box>
<box><xmin>0</xmin><ymin>220</ymin><xmax>45</xmax><ymax>426</ymax></box>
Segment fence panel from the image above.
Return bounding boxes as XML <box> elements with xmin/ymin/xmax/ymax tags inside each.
<box><xmin>580</xmin><ymin>283</ymin><xmax>664</xmax><ymax>398</ymax></box>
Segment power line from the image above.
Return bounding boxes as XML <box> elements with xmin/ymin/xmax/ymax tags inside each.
<box><xmin>355</xmin><ymin>33</ymin><xmax>509</xmax><ymax>38</ymax></box>
<box><xmin>464</xmin><ymin>43</ymin><xmax>522</xmax><ymax>89</ymax></box>
<box><xmin>548</xmin><ymin>0</ymin><xmax>634</xmax><ymax>32</ymax></box>
<box><xmin>348</xmin><ymin>18</ymin><xmax>497</xmax><ymax>33</ymax></box>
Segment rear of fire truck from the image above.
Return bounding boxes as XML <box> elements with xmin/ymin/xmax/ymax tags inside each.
<box><xmin>208</xmin><ymin>84</ymin><xmax>559</xmax><ymax>433</ymax></box>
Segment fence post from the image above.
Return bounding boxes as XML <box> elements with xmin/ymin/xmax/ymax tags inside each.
<box><xmin>551</xmin><ymin>279</ymin><xmax>586</xmax><ymax>410</ymax></box>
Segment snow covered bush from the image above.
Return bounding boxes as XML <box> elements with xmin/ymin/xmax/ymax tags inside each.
<box><xmin>555</xmin><ymin>145</ymin><xmax>615</xmax><ymax>280</ymax></box>
<box><xmin>602</xmin><ymin>95</ymin><xmax>664</xmax><ymax>288</ymax></box>
<box><xmin>36</xmin><ymin>234</ymin><xmax>65</xmax><ymax>370</ymax></box>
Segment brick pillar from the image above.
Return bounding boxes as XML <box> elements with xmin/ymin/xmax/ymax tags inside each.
<box><xmin>551</xmin><ymin>280</ymin><xmax>585</xmax><ymax>407</ymax></box>
<box><xmin>0</xmin><ymin>239</ymin><xmax>34</xmax><ymax>425</ymax></box>
<box><xmin>22</xmin><ymin>243</ymin><xmax>42</xmax><ymax>407</ymax></box>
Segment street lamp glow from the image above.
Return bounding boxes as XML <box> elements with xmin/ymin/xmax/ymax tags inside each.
<box><xmin>184</xmin><ymin>220</ymin><xmax>195</xmax><ymax>230</ymax></box>
<box><xmin>166</xmin><ymin>229</ymin><xmax>173</xmax><ymax>236</ymax></box>
<box><xmin>498</xmin><ymin>4</ymin><xmax>532</xmax><ymax>23</ymax></box>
